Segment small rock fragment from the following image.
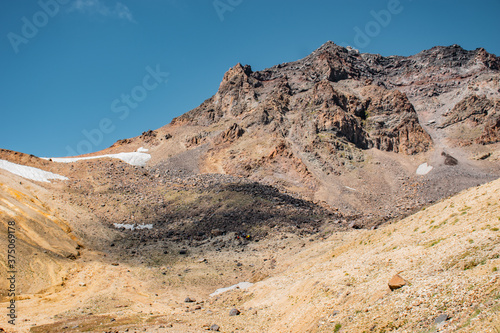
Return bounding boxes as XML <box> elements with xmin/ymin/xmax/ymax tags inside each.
<box><xmin>388</xmin><ymin>274</ymin><xmax>406</xmax><ymax>290</ymax></box>
<box><xmin>435</xmin><ymin>314</ymin><xmax>448</xmax><ymax>325</ymax></box>
<box><xmin>210</xmin><ymin>324</ymin><xmax>220</xmax><ymax>331</ymax></box>
<box><xmin>184</xmin><ymin>297</ymin><xmax>196</xmax><ymax>303</ymax></box>
<box><xmin>442</xmin><ymin>152</ymin><xmax>458</xmax><ymax>166</ymax></box>
<box><xmin>229</xmin><ymin>308</ymin><xmax>241</xmax><ymax>316</ymax></box>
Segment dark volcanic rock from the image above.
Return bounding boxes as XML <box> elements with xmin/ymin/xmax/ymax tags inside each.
<box><xmin>434</xmin><ymin>314</ymin><xmax>449</xmax><ymax>325</ymax></box>
<box><xmin>442</xmin><ymin>152</ymin><xmax>458</xmax><ymax>166</ymax></box>
<box><xmin>229</xmin><ymin>308</ymin><xmax>241</xmax><ymax>316</ymax></box>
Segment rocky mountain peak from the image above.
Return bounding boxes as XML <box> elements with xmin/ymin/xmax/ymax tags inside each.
<box><xmin>474</xmin><ymin>47</ymin><xmax>500</xmax><ymax>70</ymax></box>
<box><xmin>409</xmin><ymin>44</ymin><xmax>499</xmax><ymax>71</ymax></box>
<box><xmin>310</xmin><ymin>40</ymin><xmax>347</xmax><ymax>55</ymax></box>
<box><xmin>160</xmin><ymin>41</ymin><xmax>499</xmax><ymax>218</ymax></box>
<box><xmin>220</xmin><ymin>63</ymin><xmax>253</xmax><ymax>85</ymax></box>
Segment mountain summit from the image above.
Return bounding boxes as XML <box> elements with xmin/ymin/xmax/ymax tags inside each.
<box><xmin>104</xmin><ymin>41</ymin><xmax>500</xmax><ymax>219</ymax></box>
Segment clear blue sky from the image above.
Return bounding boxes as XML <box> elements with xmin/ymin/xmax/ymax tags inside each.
<box><xmin>1</xmin><ymin>0</ymin><xmax>499</xmax><ymax>157</ymax></box>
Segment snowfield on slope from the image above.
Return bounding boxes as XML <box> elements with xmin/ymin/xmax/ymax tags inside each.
<box><xmin>0</xmin><ymin>159</ymin><xmax>68</xmax><ymax>183</ymax></box>
<box><xmin>113</xmin><ymin>223</ymin><xmax>153</xmax><ymax>230</ymax></box>
<box><xmin>209</xmin><ymin>282</ymin><xmax>254</xmax><ymax>297</ymax></box>
<box><xmin>416</xmin><ymin>162</ymin><xmax>433</xmax><ymax>175</ymax></box>
<box><xmin>44</xmin><ymin>148</ymin><xmax>151</xmax><ymax>167</ymax></box>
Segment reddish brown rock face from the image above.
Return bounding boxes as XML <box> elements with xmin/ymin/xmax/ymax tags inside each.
<box><xmin>362</xmin><ymin>87</ymin><xmax>432</xmax><ymax>154</ymax></box>
<box><xmin>440</xmin><ymin>95</ymin><xmax>499</xmax><ymax>145</ymax></box>
<box><xmin>113</xmin><ymin>41</ymin><xmax>500</xmax><ymax>220</ymax></box>
<box><xmin>388</xmin><ymin>274</ymin><xmax>407</xmax><ymax>291</ymax></box>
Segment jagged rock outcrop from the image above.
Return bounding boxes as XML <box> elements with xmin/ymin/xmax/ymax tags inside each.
<box><xmin>362</xmin><ymin>87</ymin><xmax>432</xmax><ymax>154</ymax></box>
<box><xmin>134</xmin><ymin>41</ymin><xmax>500</xmax><ymax>217</ymax></box>
<box><xmin>215</xmin><ymin>123</ymin><xmax>245</xmax><ymax>144</ymax></box>
<box><xmin>172</xmin><ymin>46</ymin><xmax>433</xmax><ymax>156</ymax></box>
<box><xmin>477</xmin><ymin>114</ymin><xmax>500</xmax><ymax>145</ymax></box>
<box><xmin>441</xmin><ymin>95</ymin><xmax>495</xmax><ymax>128</ymax></box>
<box><xmin>439</xmin><ymin>95</ymin><xmax>500</xmax><ymax>145</ymax></box>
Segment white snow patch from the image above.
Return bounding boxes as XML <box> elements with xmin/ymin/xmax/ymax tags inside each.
<box><xmin>209</xmin><ymin>282</ymin><xmax>254</xmax><ymax>297</ymax></box>
<box><xmin>44</xmin><ymin>152</ymin><xmax>151</xmax><ymax>167</ymax></box>
<box><xmin>0</xmin><ymin>159</ymin><xmax>68</xmax><ymax>183</ymax></box>
<box><xmin>416</xmin><ymin>163</ymin><xmax>433</xmax><ymax>175</ymax></box>
<box><xmin>113</xmin><ymin>223</ymin><xmax>153</xmax><ymax>230</ymax></box>
<box><xmin>137</xmin><ymin>147</ymin><xmax>148</xmax><ymax>152</ymax></box>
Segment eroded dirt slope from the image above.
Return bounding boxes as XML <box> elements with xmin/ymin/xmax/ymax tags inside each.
<box><xmin>2</xmin><ymin>178</ymin><xmax>498</xmax><ymax>333</ymax></box>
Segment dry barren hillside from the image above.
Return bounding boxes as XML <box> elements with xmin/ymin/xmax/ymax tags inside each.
<box><xmin>1</xmin><ymin>170</ymin><xmax>498</xmax><ymax>333</ymax></box>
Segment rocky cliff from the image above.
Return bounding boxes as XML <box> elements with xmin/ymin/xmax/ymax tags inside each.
<box><xmin>144</xmin><ymin>42</ymin><xmax>499</xmax><ymax>218</ymax></box>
